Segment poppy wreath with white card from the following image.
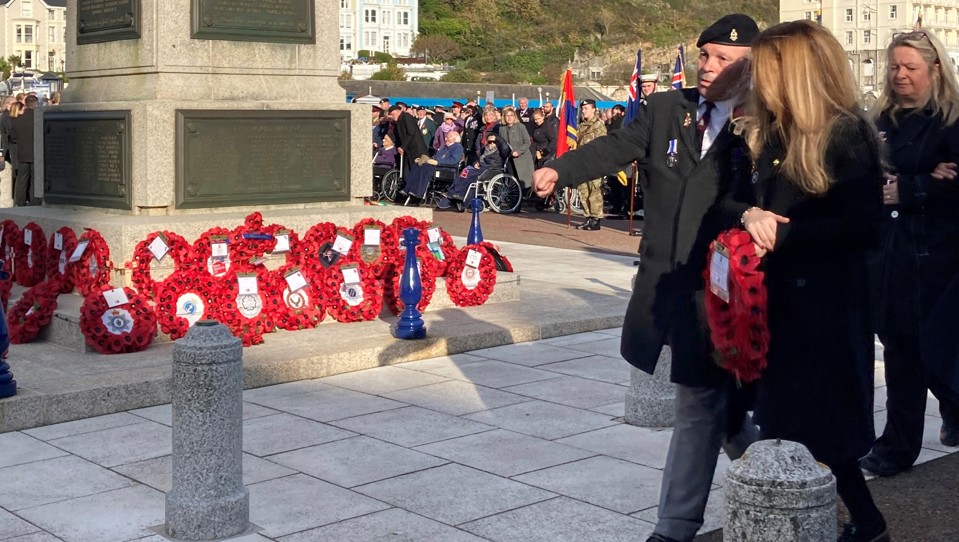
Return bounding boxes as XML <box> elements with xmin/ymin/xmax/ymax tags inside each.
<box><xmin>325</xmin><ymin>262</ymin><xmax>383</xmax><ymax>323</ymax></box>
<box><xmin>350</xmin><ymin>218</ymin><xmax>398</xmax><ymax>279</ymax></box>
<box><xmin>15</xmin><ymin>222</ymin><xmax>46</xmax><ymax>287</ymax></box>
<box><xmin>703</xmin><ymin>228</ymin><xmax>769</xmax><ymax>383</ymax></box>
<box><xmin>266</xmin><ymin>225</ymin><xmax>300</xmax><ymax>266</ymax></box>
<box><xmin>7</xmin><ymin>278</ymin><xmax>61</xmax><ymax>344</ymax></box>
<box><xmin>215</xmin><ymin>264</ymin><xmax>276</xmax><ymax>347</ymax></box>
<box><xmin>70</xmin><ymin>229</ymin><xmax>112</xmax><ymax>297</ymax></box>
<box><xmin>45</xmin><ymin>227</ymin><xmax>77</xmax><ymax>294</ymax></box>
<box><xmin>270</xmin><ymin>263</ymin><xmax>328</xmax><ymax>331</ymax></box>
<box><xmin>300</xmin><ymin>222</ymin><xmax>345</xmax><ymax>276</ymax></box>
<box><xmin>0</xmin><ymin>219</ymin><xmax>20</xmax><ymax>282</ymax></box>
<box><xmin>155</xmin><ymin>269</ymin><xmax>220</xmax><ymax>341</ymax></box>
<box><xmin>79</xmin><ymin>284</ymin><xmax>157</xmax><ymax>354</ymax></box>
<box><xmin>131</xmin><ymin>230</ymin><xmax>191</xmax><ymax>299</ymax></box>
<box><xmin>445</xmin><ymin>244</ymin><xmax>497</xmax><ymax>307</ymax></box>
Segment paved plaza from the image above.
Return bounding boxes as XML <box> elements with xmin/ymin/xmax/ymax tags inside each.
<box><xmin>0</xmin><ymin>242</ymin><xmax>956</xmax><ymax>541</ymax></box>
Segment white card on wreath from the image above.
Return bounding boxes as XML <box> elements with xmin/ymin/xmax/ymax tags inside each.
<box><xmin>427</xmin><ymin>227</ymin><xmax>441</xmax><ymax>244</ymax></box>
<box><xmin>273</xmin><ymin>233</ymin><xmax>290</xmax><ymax>253</ymax></box>
<box><xmin>148</xmin><ymin>235</ymin><xmax>170</xmax><ymax>262</ymax></box>
<box><xmin>709</xmin><ymin>248</ymin><xmax>730</xmax><ymax>303</ymax></box>
<box><xmin>103</xmin><ymin>287</ymin><xmax>130</xmax><ymax>308</ymax></box>
<box><xmin>285</xmin><ymin>269</ymin><xmax>308</xmax><ymax>293</ymax></box>
<box><xmin>238</xmin><ymin>275</ymin><xmax>258</xmax><ymax>295</ymax></box>
<box><xmin>23</xmin><ymin>229</ymin><xmax>32</xmax><ymax>246</ymax></box>
<box><xmin>211</xmin><ymin>242</ymin><xmax>228</xmax><ymax>258</ymax></box>
<box><xmin>58</xmin><ymin>251</ymin><xmax>67</xmax><ymax>274</ymax></box>
<box><xmin>54</xmin><ymin>232</ymin><xmax>63</xmax><ymax>250</ymax></box>
<box><xmin>333</xmin><ymin>234</ymin><xmax>353</xmax><ymax>255</ymax></box>
<box><xmin>363</xmin><ymin>227</ymin><xmax>381</xmax><ymax>246</ymax></box>
<box><xmin>465</xmin><ymin>249</ymin><xmax>482</xmax><ymax>268</ymax></box>
<box><xmin>342</xmin><ymin>266</ymin><xmax>361</xmax><ymax>285</ymax></box>
<box><xmin>69</xmin><ymin>240</ymin><xmax>89</xmax><ymax>262</ymax></box>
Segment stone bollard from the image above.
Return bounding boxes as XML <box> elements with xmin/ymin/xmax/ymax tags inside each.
<box><xmin>165</xmin><ymin>320</ymin><xmax>249</xmax><ymax>540</ymax></box>
<box><xmin>724</xmin><ymin>439</ymin><xmax>837</xmax><ymax>542</ymax></box>
<box><xmin>624</xmin><ymin>346</ymin><xmax>674</xmax><ymax>427</ymax></box>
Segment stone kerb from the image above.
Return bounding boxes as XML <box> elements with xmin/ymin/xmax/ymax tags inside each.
<box><xmin>724</xmin><ymin>439</ymin><xmax>837</xmax><ymax>541</ymax></box>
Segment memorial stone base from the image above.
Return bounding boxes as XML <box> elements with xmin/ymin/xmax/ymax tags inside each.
<box><xmin>624</xmin><ymin>346</ymin><xmax>675</xmax><ymax>427</ymax></box>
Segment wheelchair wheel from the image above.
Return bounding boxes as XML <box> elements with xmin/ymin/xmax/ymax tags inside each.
<box><xmin>382</xmin><ymin>169</ymin><xmax>402</xmax><ymax>202</ymax></box>
<box><xmin>487</xmin><ymin>174</ymin><xmax>523</xmax><ymax>214</ymax></box>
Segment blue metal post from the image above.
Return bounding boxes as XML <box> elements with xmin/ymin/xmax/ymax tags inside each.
<box><xmin>391</xmin><ymin>227</ymin><xmax>426</xmax><ymax>340</ymax></box>
<box><xmin>467</xmin><ymin>197</ymin><xmax>484</xmax><ymax>245</ymax></box>
<box><xmin>0</xmin><ymin>262</ymin><xmax>14</xmax><ymax>398</ymax></box>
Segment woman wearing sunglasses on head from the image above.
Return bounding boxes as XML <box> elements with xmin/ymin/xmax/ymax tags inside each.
<box><xmin>861</xmin><ymin>29</ymin><xmax>959</xmax><ymax>478</ymax></box>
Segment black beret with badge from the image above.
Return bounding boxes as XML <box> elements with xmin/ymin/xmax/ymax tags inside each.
<box><xmin>580</xmin><ymin>99</ymin><xmax>596</xmax><ymax>108</ymax></box>
<box><xmin>696</xmin><ymin>14</ymin><xmax>759</xmax><ymax>47</ymax></box>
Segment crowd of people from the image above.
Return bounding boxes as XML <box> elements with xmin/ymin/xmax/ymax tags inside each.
<box><xmin>531</xmin><ymin>13</ymin><xmax>959</xmax><ymax>542</ymax></box>
<box><xmin>370</xmin><ymin>88</ymin><xmax>653</xmax><ymax>228</ymax></box>
<box><xmin>0</xmin><ymin>91</ymin><xmax>60</xmax><ymax>208</ymax></box>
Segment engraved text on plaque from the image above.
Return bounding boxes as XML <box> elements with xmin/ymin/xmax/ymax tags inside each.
<box><xmin>77</xmin><ymin>0</ymin><xmax>141</xmax><ymax>44</ymax></box>
<box><xmin>191</xmin><ymin>0</ymin><xmax>315</xmax><ymax>44</ymax></box>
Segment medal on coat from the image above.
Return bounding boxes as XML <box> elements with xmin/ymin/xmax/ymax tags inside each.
<box><xmin>666</xmin><ymin>139</ymin><xmax>678</xmax><ymax>168</ymax></box>
<box><xmin>683</xmin><ymin>113</ymin><xmax>692</xmax><ymax>128</ymax></box>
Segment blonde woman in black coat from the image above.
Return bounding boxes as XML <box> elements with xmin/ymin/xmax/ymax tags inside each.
<box><xmin>860</xmin><ymin>29</ymin><xmax>959</xmax><ymax>479</ymax></box>
<box><xmin>733</xmin><ymin>21</ymin><xmax>888</xmax><ymax>542</ymax></box>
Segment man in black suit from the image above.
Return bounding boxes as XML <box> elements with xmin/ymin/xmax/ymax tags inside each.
<box><xmin>532</xmin><ymin>14</ymin><xmax>758</xmax><ymax>542</ymax></box>
<box><xmin>10</xmin><ymin>94</ymin><xmax>38</xmax><ymax>207</ymax></box>
<box><xmin>387</xmin><ymin>105</ymin><xmax>431</xmax><ymax>203</ymax></box>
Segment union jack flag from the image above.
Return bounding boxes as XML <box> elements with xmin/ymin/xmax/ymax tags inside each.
<box><xmin>624</xmin><ymin>50</ymin><xmax>642</xmax><ymax>126</ymax></box>
<box><xmin>671</xmin><ymin>55</ymin><xmax>684</xmax><ymax>90</ymax></box>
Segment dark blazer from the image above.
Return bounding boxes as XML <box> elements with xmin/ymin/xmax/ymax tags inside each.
<box><xmin>726</xmin><ymin>116</ymin><xmax>883</xmax><ymax>466</ymax></box>
<box><xmin>10</xmin><ymin>109</ymin><xmax>34</xmax><ymax>163</ymax></box>
<box><xmin>393</xmin><ymin>111</ymin><xmax>429</xmax><ymax>165</ymax></box>
<box><xmin>873</xmin><ymin>108</ymin><xmax>959</xmax><ymax>336</ymax></box>
<box><xmin>549</xmin><ymin>88</ymin><xmax>750</xmax><ymax>387</ymax></box>
<box><xmin>531</xmin><ymin>120</ymin><xmax>557</xmax><ymax>165</ymax></box>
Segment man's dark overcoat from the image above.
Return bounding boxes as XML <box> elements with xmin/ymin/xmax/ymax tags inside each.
<box><xmin>393</xmin><ymin>111</ymin><xmax>429</xmax><ymax>166</ymax></box>
<box><xmin>549</xmin><ymin>88</ymin><xmax>750</xmax><ymax>387</ymax></box>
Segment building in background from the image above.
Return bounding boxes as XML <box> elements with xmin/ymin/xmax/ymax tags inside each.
<box><xmin>0</xmin><ymin>0</ymin><xmax>66</xmax><ymax>73</ymax></box>
<box><xmin>780</xmin><ymin>0</ymin><xmax>959</xmax><ymax>97</ymax></box>
<box><xmin>339</xmin><ymin>0</ymin><xmax>418</xmax><ymax>62</ymax></box>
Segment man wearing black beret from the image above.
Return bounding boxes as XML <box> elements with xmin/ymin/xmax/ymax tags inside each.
<box><xmin>532</xmin><ymin>13</ymin><xmax>759</xmax><ymax>542</ymax></box>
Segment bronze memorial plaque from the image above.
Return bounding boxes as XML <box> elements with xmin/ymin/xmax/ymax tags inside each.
<box><xmin>44</xmin><ymin>112</ymin><xmax>133</xmax><ymax>210</ymax></box>
<box><xmin>191</xmin><ymin>0</ymin><xmax>315</xmax><ymax>44</ymax></box>
<box><xmin>77</xmin><ymin>0</ymin><xmax>141</xmax><ymax>44</ymax></box>
<box><xmin>176</xmin><ymin>110</ymin><xmax>350</xmax><ymax>209</ymax></box>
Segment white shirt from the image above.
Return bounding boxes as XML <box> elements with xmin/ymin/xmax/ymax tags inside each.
<box><xmin>699</xmin><ymin>97</ymin><xmax>736</xmax><ymax>158</ymax></box>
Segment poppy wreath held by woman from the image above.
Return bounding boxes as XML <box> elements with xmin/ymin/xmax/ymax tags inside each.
<box><xmin>444</xmin><ymin>244</ymin><xmax>498</xmax><ymax>307</ymax></box>
<box><xmin>15</xmin><ymin>222</ymin><xmax>46</xmax><ymax>287</ymax></box>
<box><xmin>7</xmin><ymin>278</ymin><xmax>61</xmax><ymax>344</ymax></box>
<box><xmin>703</xmin><ymin>228</ymin><xmax>770</xmax><ymax>383</ymax></box>
<box><xmin>45</xmin><ymin>227</ymin><xmax>78</xmax><ymax>293</ymax></box>
<box><xmin>155</xmin><ymin>269</ymin><xmax>219</xmax><ymax>341</ymax></box>
<box><xmin>80</xmin><ymin>284</ymin><xmax>157</xmax><ymax>354</ymax></box>
<box><xmin>215</xmin><ymin>264</ymin><xmax>277</xmax><ymax>346</ymax></box>
<box><xmin>270</xmin><ymin>263</ymin><xmax>327</xmax><ymax>331</ymax></box>
<box><xmin>70</xmin><ymin>229</ymin><xmax>112</xmax><ymax>297</ymax></box>
<box><xmin>324</xmin><ymin>262</ymin><xmax>384</xmax><ymax>323</ymax></box>
<box><xmin>131</xmin><ymin>230</ymin><xmax>191</xmax><ymax>300</ymax></box>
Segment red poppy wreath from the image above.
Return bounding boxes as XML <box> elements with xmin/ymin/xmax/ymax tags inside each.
<box><xmin>215</xmin><ymin>265</ymin><xmax>277</xmax><ymax>347</ymax></box>
<box><xmin>445</xmin><ymin>244</ymin><xmax>498</xmax><ymax>307</ymax></box>
<box><xmin>269</xmin><ymin>264</ymin><xmax>327</xmax><ymax>331</ymax></box>
<box><xmin>191</xmin><ymin>226</ymin><xmax>235</xmax><ymax>278</ymax></box>
<box><xmin>349</xmin><ymin>218</ymin><xmax>398</xmax><ymax>279</ymax></box>
<box><xmin>80</xmin><ymin>285</ymin><xmax>157</xmax><ymax>354</ymax></box>
<box><xmin>324</xmin><ymin>262</ymin><xmax>383</xmax><ymax>323</ymax></box>
<box><xmin>300</xmin><ymin>222</ymin><xmax>357</xmax><ymax>277</ymax></box>
<box><xmin>155</xmin><ymin>269</ymin><xmax>220</xmax><ymax>341</ymax></box>
<box><xmin>45</xmin><ymin>226</ymin><xmax>78</xmax><ymax>294</ymax></box>
<box><xmin>703</xmin><ymin>228</ymin><xmax>770</xmax><ymax>383</ymax></box>
<box><xmin>131</xmin><ymin>230</ymin><xmax>191</xmax><ymax>300</ymax></box>
<box><xmin>15</xmin><ymin>222</ymin><xmax>46</xmax><ymax>287</ymax></box>
<box><xmin>230</xmin><ymin>212</ymin><xmax>278</xmax><ymax>262</ymax></box>
<box><xmin>70</xmin><ymin>229</ymin><xmax>112</xmax><ymax>297</ymax></box>
<box><xmin>7</xmin><ymin>278</ymin><xmax>61</xmax><ymax>344</ymax></box>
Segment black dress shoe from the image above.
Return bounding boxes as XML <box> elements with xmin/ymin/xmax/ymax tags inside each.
<box><xmin>575</xmin><ymin>219</ymin><xmax>593</xmax><ymax>230</ymax></box>
<box><xmin>859</xmin><ymin>452</ymin><xmax>908</xmax><ymax>477</ymax></box>
<box><xmin>838</xmin><ymin>522</ymin><xmax>890</xmax><ymax>542</ymax></box>
<box><xmin>582</xmin><ymin>218</ymin><xmax>602</xmax><ymax>231</ymax></box>
<box><xmin>941</xmin><ymin>423</ymin><xmax>959</xmax><ymax>447</ymax></box>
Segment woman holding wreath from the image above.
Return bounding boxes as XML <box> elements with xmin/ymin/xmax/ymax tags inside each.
<box><xmin>729</xmin><ymin>21</ymin><xmax>888</xmax><ymax>541</ymax></box>
<box><xmin>860</xmin><ymin>29</ymin><xmax>959</xmax><ymax>479</ymax></box>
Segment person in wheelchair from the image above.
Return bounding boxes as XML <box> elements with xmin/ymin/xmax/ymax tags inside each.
<box><xmin>439</xmin><ymin>133</ymin><xmax>508</xmax><ymax>210</ymax></box>
<box><xmin>402</xmin><ymin>131</ymin><xmax>464</xmax><ymax>202</ymax></box>
<box><xmin>373</xmin><ymin>134</ymin><xmax>398</xmax><ymax>172</ymax></box>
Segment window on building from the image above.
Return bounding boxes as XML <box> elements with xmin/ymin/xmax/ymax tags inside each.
<box><xmin>864</xmin><ymin>29</ymin><xmax>872</xmax><ymax>44</ymax></box>
<box><xmin>401</xmin><ymin>12</ymin><xmax>409</xmax><ymax>25</ymax></box>
<box><xmin>339</xmin><ymin>13</ymin><xmax>345</xmax><ymax>27</ymax></box>
<box><xmin>383</xmin><ymin>11</ymin><xmax>390</xmax><ymax>25</ymax></box>
<box><xmin>845</xmin><ymin>8</ymin><xmax>854</xmax><ymax>22</ymax></box>
<box><xmin>863</xmin><ymin>9</ymin><xmax>871</xmax><ymax>21</ymax></box>
<box><xmin>889</xmin><ymin>5</ymin><xmax>897</xmax><ymax>19</ymax></box>
<box><xmin>23</xmin><ymin>51</ymin><xmax>32</xmax><ymax>69</ymax></box>
<box><xmin>340</xmin><ymin>0</ymin><xmax>350</xmax><ymax>8</ymax></box>
<box><xmin>48</xmin><ymin>26</ymin><xmax>55</xmax><ymax>43</ymax></box>
<box><xmin>15</xmin><ymin>25</ymin><xmax>22</xmax><ymax>44</ymax></box>
<box><xmin>399</xmin><ymin>33</ymin><xmax>407</xmax><ymax>48</ymax></box>
<box><xmin>47</xmin><ymin>51</ymin><xmax>55</xmax><ymax>71</ymax></box>
<box><xmin>48</xmin><ymin>9</ymin><xmax>54</xmax><ymax>20</ymax></box>
<box><xmin>383</xmin><ymin>35</ymin><xmax>390</xmax><ymax>54</ymax></box>
<box><xmin>371</xmin><ymin>31</ymin><xmax>377</xmax><ymax>47</ymax></box>
<box><xmin>845</xmin><ymin>31</ymin><xmax>853</xmax><ymax>45</ymax></box>
<box><xmin>25</xmin><ymin>26</ymin><xmax>33</xmax><ymax>44</ymax></box>
<box><xmin>365</xmin><ymin>9</ymin><xmax>377</xmax><ymax>23</ymax></box>
<box><xmin>804</xmin><ymin>11</ymin><xmax>812</xmax><ymax>20</ymax></box>
<box><xmin>22</xmin><ymin>0</ymin><xmax>32</xmax><ymax>18</ymax></box>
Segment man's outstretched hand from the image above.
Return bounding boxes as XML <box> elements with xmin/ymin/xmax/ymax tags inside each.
<box><xmin>532</xmin><ymin>168</ymin><xmax>559</xmax><ymax>197</ymax></box>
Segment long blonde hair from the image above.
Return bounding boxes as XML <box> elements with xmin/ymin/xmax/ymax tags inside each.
<box><xmin>745</xmin><ymin>20</ymin><xmax>862</xmax><ymax>195</ymax></box>
<box><xmin>873</xmin><ymin>30</ymin><xmax>959</xmax><ymax>126</ymax></box>
<box><xmin>8</xmin><ymin>102</ymin><xmax>22</xmax><ymax>119</ymax></box>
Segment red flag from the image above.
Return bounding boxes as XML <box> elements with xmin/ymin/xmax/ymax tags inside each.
<box><xmin>556</xmin><ymin>69</ymin><xmax>578</xmax><ymax>158</ymax></box>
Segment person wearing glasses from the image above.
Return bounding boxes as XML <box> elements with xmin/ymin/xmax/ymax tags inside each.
<box><xmin>733</xmin><ymin>21</ymin><xmax>888</xmax><ymax>542</ymax></box>
<box><xmin>860</xmin><ymin>29</ymin><xmax>959</xmax><ymax>479</ymax></box>
<box><xmin>499</xmin><ymin>106</ymin><xmax>534</xmax><ymax>190</ymax></box>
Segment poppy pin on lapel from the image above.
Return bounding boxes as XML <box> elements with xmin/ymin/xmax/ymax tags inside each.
<box><xmin>683</xmin><ymin>112</ymin><xmax>692</xmax><ymax>128</ymax></box>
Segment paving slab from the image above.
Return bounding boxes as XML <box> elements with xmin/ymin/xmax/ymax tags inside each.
<box><xmin>393</xmin><ymin>353</ymin><xmax>489</xmax><ymax>373</ymax></box>
<box><xmin>636</xmin><ymin>487</ymin><xmax>726</xmax><ymax>536</ymax></box>
<box><xmin>22</xmin><ymin>413</ymin><xmax>145</xmax><ymax>442</ymax></box>
<box><xmin>269</xmin><ymin>436</ymin><xmax>447</xmax><ymax>488</ymax></box>
<box><xmin>248</xmin><ymin>474</ymin><xmax>391</xmax><ymax>538</ymax></box>
<box><xmin>0</xmin><ymin>431</ymin><xmax>69</xmax><ymax>468</ymax></box>
<box><xmin>561</xmin><ymin>336</ymin><xmax>625</xmax><ymax>359</ymax></box>
<box><xmin>423</xmin><ymin>360</ymin><xmax>559</xmax><ymax>389</ymax></box>
<box><xmin>459</xmin><ymin>496</ymin><xmax>655</xmax><ymax>542</ymax></box>
<box><xmin>240</xmin><ymin>379</ymin><xmax>334</xmax><ymax>402</ymax></box>
<box><xmin>47</xmin><ymin>421</ymin><xmax>172</xmax><ymax>468</ymax></box>
<box><xmin>318</xmin><ymin>366</ymin><xmax>450</xmax><ymax>395</ymax></box>
<box><xmin>539</xmin><ymin>331</ymin><xmax>613</xmax><ymax>347</ymax></box>
<box><xmin>382</xmin><ymin>380</ymin><xmax>531</xmax><ymax>416</ymax></box>
<box><xmin>414</xmin><ymin>429</ymin><xmax>595</xmax><ymax>477</ymax></box>
<box><xmin>110</xmin><ymin>453</ymin><xmax>296</xmax><ymax>493</ymax></box>
<box><xmin>243</xmin><ymin>386</ymin><xmax>407</xmax><ymax>423</ymax></box>
<box><xmin>556</xmin><ymin>423</ymin><xmax>673</xmax><ymax>469</ymax></box>
<box><xmin>538</xmin><ymin>355</ymin><xmax>633</xmax><ymax>384</ymax></box>
<box><xmin>0</xmin><ymin>456</ymin><xmax>132</xmax><ymax>511</ymax></box>
<box><xmin>16</xmin><ymin>484</ymin><xmax>165</xmax><ymax>542</ymax></box>
<box><xmin>0</xmin><ymin>508</ymin><xmax>41</xmax><ymax>540</ymax></box>
<box><xmin>514</xmin><ymin>455</ymin><xmax>664</xmax><ymax>514</ymax></box>
<box><xmin>242</xmin><ymin>413</ymin><xmax>356</xmax><ymax>457</ymax></box>
<box><xmin>503</xmin><ymin>375</ymin><xmax>628</xmax><ymax>409</ymax></box>
<box><xmin>468</xmin><ymin>342</ymin><xmax>594</xmax><ymax>367</ymax></box>
<box><xmin>354</xmin><ymin>464</ymin><xmax>555</xmax><ymax>526</ymax></box>
<box><xmin>279</xmin><ymin>508</ymin><xmax>488</xmax><ymax>542</ymax></box>
<box><xmin>590</xmin><ymin>401</ymin><xmax>626</xmax><ymax>417</ymax></box>
<box><xmin>463</xmin><ymin>400</ymin><xmax>620</xmax><ymax>440</ymax></box>
<box><xmin>328</xmin><ymin>406</ymin><xmax>494</xmax><ymax>448</ymax></box>
<box><xmin>4</xmin><ymin>533</ymin><xmax>64</xmax><ymax>542</ymax></box>
<box><xmin>127</xmin><ymin>402</ymin><xmax>279</xmax><ymax>426</ymax></box>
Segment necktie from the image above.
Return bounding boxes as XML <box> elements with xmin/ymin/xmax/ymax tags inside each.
<box><xmin>697</xmin><ymin>101</ymin><xmax>715</xmax><ymax>152</ymax></box>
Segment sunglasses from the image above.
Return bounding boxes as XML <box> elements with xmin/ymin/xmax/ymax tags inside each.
<box><xmin>893</xmin><ymin>30</ymin><xmax>931</xmax><ymax>42</ymax></box>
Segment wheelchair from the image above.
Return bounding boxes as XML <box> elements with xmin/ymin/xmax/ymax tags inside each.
<box><xmin>377</xmin><ymin>154</ymin><xmax>404</xmax><ymax>202</ymax></box>
<box><xmin>459</xmin><ymin>158</ymin><xmax>524</xmax><ymax>214</ymax></box>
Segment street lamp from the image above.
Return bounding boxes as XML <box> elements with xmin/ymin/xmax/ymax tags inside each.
<box><xmin>537</xmin><ymin>87</ymin><xmax>542</xmax><ymax>107</ymax></box>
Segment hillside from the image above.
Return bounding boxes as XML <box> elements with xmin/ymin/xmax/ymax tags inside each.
<box><xmin>415</xmin><ymin>0</ymin><xmax>779</xmax><ymax>84</ymax></box>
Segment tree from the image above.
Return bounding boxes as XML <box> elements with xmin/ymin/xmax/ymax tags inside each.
<box><xmin>338</xmin><ymin>69</ymin><xmax>353</xmax><ymax>81</ymax></box>
<box><xmin>7</xmin><ymin>54</ymin><xmax>21</xmax><ymax>71</ymax></box>
<box><xmin>411</xmin><ymin>35</ymin><xmax>462</xmax><ymax>63</ymax></box>
<box><xmin>440</xmin><ymin>69</ymin><xmax>481</xmax><ymax>83</ymax></box>
<box><xmin>370</xmin><ymin>64</ymin><xmax>407</xmax><ymax>81</ymax></box>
